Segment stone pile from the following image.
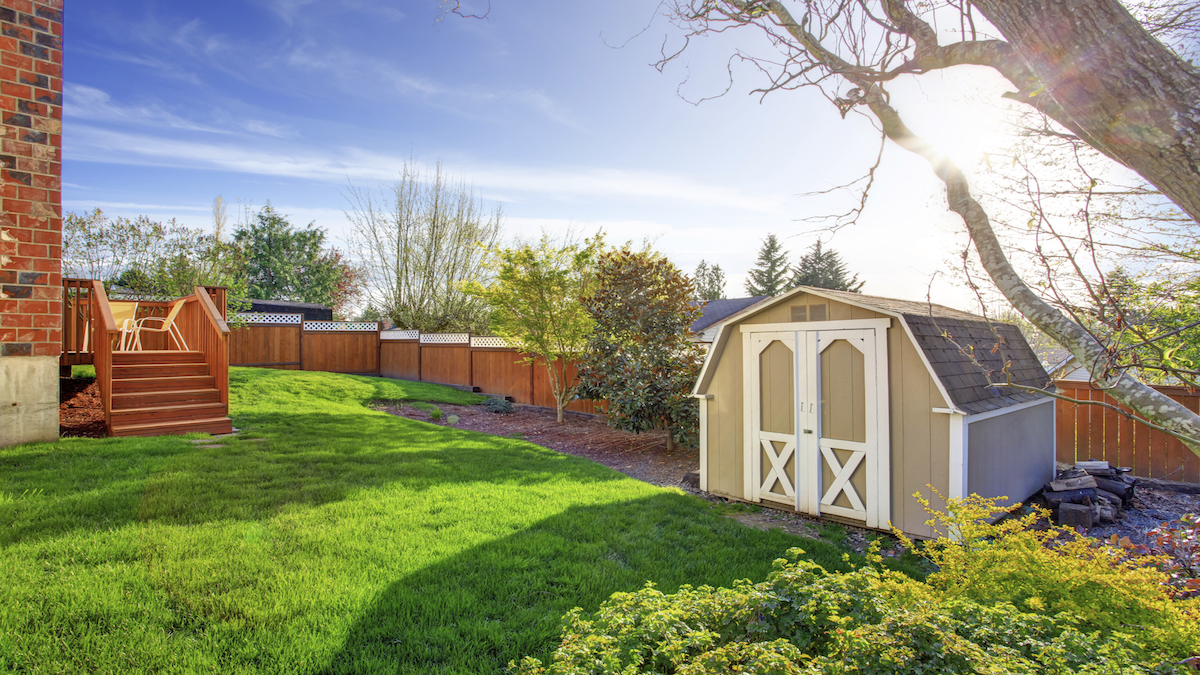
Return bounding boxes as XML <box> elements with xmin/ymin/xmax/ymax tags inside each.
<box><xmin>1041</xmin><ymin>460</ymin><xmax>1138</xmax><ymax>529</ymax></box>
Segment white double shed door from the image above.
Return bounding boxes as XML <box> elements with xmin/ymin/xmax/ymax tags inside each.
<box><xmin>742</xmin><ymin>319</ymin><xmax>891</xmax><ymax>529</ymax></box>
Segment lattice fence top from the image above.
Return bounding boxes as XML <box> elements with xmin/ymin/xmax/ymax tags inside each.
<box><xmin>236</xmin><ymin>312</ymin><xmax>302</xmax><ymax>325</ymax></box>
<box><xmin>303</xmin><ymin>321</ymin><xmax>379</xmax><ymax>332</ymax></box>
<box><xmin>420</xmin><ymin>332</ymin><xmax>469</xmax><ymax>344</ymax></box>
<box><xmin>380</xmin><ymin>329</ymin><xmax>420</xmax><ymax>341</ymax></box>
<box><xmin>470</xmin><ymin>336</ymin><xmax>511</xmax><ymax>348</ymax></box>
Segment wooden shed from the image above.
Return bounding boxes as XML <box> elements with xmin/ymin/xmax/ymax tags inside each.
<box><xmin>692</xmin><ymin>286</ymin><xmax>1055</xmax><ymax>538</ymax></box>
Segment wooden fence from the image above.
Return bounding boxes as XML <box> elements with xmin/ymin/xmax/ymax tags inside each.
<box><xmin>1055</xmin><ymin>380</ymin><xmax>1200</xmax><ymax>483</ymax></box>
<box><xmin>230</xmin><ymin>316</ymin><xmax>603</xmax><ymax>414</ymax></box>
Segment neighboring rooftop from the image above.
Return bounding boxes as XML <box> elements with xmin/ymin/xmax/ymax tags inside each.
<box><xmin>241</xmin><ymin>299</ymin><xmax>333</xmax><ymax>322</ymax></box>
<box><xmin>691</xmin><ymin>296</ymin><xmax>771</xmax><ymax>333</ymax></box>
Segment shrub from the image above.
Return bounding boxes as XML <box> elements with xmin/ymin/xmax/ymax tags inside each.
<box><xmin>1117</xmin><ymin>512</ymin><xmax>1200</xmax><ymax>599</ymax></box>
<box><xmin>512</xmin><ymin>494</ymin><xmax>1200</xmax><ymax>674</ymax></box>
<box><xmin>483</xmin><ymin>397</ymin><xmax>514</xmax><ymax>414</ymax></box>
<box><xmin>895</xmin><ymin>490</ymin><xmax>1199</xmax><ymax>655</ymax></box>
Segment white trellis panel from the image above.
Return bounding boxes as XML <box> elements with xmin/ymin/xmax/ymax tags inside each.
<box><xmin>236</xmin><ymin>313</ymin><xmax>302</xmax><ymax>325</ymax></box>
<box><xmin>470</xmin><ymin>336</ymin><xmax>510</xmax><ymax>348</ymax></box>
<box><xmin>381</xmin><ymin>330</ymin><xmax>420</xmax><ymax>341</ymax></box>
<box><xmin>420</xmin><ymin>333</ymin><xmax>470</xmax><ymax>344</ymax></box>
<box><xmin>303</xmin><ymin>321</ymin><xmax>379</xmax><ymax>332</ymax></box>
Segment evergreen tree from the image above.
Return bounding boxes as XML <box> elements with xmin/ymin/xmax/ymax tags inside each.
<box><xmin>694</xmin><ymin>260</ymin><xmax>726</xmax><ymax>301</ymax></box>
<box><xmin>790</xmin><ymin>240</ymin><xmax>865</xmax><ymax>293</ymax></box>
<box><xmin>744</xmin><ymin>234</ymin><xmax>790</xmax><ymax>296</ymax></box>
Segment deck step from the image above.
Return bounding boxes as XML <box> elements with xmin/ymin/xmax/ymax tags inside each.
<box><xmin>112</xmin><ymin>350</ymin><xmax>205</xmax><ymax>365</ymax></box>
<box><xmin>110</xmin><ymin>402</ymin><xmax>228</xmax><ymax>425</ymax></box>
<box><xmin>110</xmin><ymin>416</ymin><xmax>234</xmax><ymax>438</ymax></box>
<box><xmin>112</xmin><ymin>388</ymin><xmax>222</xmax><ymax>409</ymax></box>
<box><xmin>113</xmin><ymin>362</ymin><xmax>210</xmax><ymax>378</ymax></box>
<box><xmin>112</xmin><ymin>375</ymin><xmax>216</xmax><ymax>393</ymax></box>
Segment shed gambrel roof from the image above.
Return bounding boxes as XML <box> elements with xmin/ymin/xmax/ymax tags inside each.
<box><xmin>695</xmin><ymin>286</ymin><xmax>1053</xmax><ymax>416</ymax></box>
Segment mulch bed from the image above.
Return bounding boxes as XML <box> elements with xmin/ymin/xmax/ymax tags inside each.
<box><xmin>374</xmin><ymin>402</ymin><xmax>699</xmax><ymax>487</ymax></box>
<box><xmin>59</xmin><ymin>377</ymin><xmax>106</xmax><ymax>438</ymax></box>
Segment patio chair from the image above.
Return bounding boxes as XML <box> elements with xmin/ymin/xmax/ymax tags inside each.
<box><xmin>108</xmin><ymin>301</ymin><xmax>139</xmax><ymax>351</ymax></box>
<box><xmin>129</xmin><ymin>298</ymin><xmax>189</xmax><ymax>351</ymax></box>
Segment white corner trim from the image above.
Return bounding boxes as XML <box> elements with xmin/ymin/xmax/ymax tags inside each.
<box><xmin>740</xmin><ymin>318</ymin><xmax>891</xmax><ymax>333</ymax></box>
<box><xmin>699</xmin><ymin>398</ymin><xmax>709</xmax><ymax>492</ymax></box>
<box><xmin>693</xmin><ymin>322</ymin><xmax>731</xmax><ymax>395</ymax></box>
<box><xmin>963</xmin><ymin>396</ymin><xmax>1054</xmax><ymax>424</ymax></box>
<box><xmin>948</xmin><ymin>413</ymin><xmax>967</xmax><ymax>500</ymax></box>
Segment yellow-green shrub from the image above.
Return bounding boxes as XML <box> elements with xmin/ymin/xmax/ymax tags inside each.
<box><xmin>896</xmin><ymin>490</ymin><xmax>1200</xmax><ymax>655</ymax></box>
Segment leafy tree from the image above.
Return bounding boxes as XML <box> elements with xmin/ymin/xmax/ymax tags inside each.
<box><xmin>345</xmin><ymin>161</ymin><xmax>503</xmax><ymax>333</ymax></box>
<box><xmin>744</xmin><ymin>234</ymin><xmax>790</xmax><ymax>297</ymax></box>
<box><xmin>693</xmin><ymin>260</ymin><xmax>727</xmax><ymax>301</ymax></box>
<box><xmin>232</xmin><ymin>204</ymin><xmax>358</xmax><ymax>314</ymax></box>
<box><xmin>577</xmin><ymin>246</ymin><xmax>705</xmax><ymax>451</ymax></box>
<box><xmin>63</xmin><ymin>208</ymin><xmax>247</xmax><ymax>304</ymax></box>
<box><xmin>466</xmin><ymin>234</ymin><xmax>603</xmax><ymax>423</ymax></box>
<box><xmin>651</xmin><ymin>0</ymin><xmax>1200</xmax><ymax>455</ymax></box>
<box><xmin>790</xmin><ymin>240</ymin><xmax>864</xmax><ymax>293</ymax></box>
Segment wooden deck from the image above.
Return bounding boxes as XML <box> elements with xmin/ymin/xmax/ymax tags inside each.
<box><xmin>62</xmin><ymin>280</ymin><xmax>233</xmax><ymax>437</ymax></box>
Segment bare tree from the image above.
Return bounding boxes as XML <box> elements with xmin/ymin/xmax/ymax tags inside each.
<box><xmin>650</xmin><ymin>0</ymin><xmax>1200</xmax><ymax>454</ymax></box>
<box><xmin>345</xmin><ymin>162</ymin><xmax>503</xmax><ymax>333</ymax></box>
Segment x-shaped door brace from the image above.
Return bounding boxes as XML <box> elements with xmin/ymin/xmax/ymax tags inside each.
<box><xmin>819</xmin><ymin>442</ymin><xmax>866</xmax><ymax>514</ymax></box>
<box><xmin>760</xmin><ymin>434</ymin><xmax>796</xmax><ymax>499</ymax></box>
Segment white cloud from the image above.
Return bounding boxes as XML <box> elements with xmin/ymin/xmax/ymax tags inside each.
<box><xmin>65</xmin><ymin>84</ymin><xmax>226</xmax><ymax>134</ymax></box>
<box><xmin>65</xmin><ymin>85</ymin><xmax>298</xmax><ymax>139</ymax></box>
<box><xmin>66</xmin><ymin>125</ymin><xmax>783</xmax><ymax>212</ymax></box>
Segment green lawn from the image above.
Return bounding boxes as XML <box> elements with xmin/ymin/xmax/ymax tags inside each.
<box><xmin>3</xmin><ymin>368</ymin><xmax>875</xmax><ymax>674</ymax></box>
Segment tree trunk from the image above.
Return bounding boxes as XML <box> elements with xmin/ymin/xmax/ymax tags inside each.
<box><xmin>971</xmin><ymin>0</ymin><xmax>1200</xmax><ymax>224</ymax></box>
<box><xmin>557</xmin><ymin>403</ymin><xmax>565</xmax><ymax>424</ymax></box>
<box><xmin>666</xmin><ymin>427</ymin><xmax>675</xmax><ymax>453</ymax></box>
<box><xmin>864</xmin><ymin>89</ymin><xmax>1200</xmax><ymax>455</ymax></box>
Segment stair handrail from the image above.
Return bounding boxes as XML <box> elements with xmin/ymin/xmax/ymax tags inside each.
<box><xmin>194</xmin><ymin>286</ymin><xmax>231</xmax><ymax>407</ymax></box>
<box><xmin>91</xmin><ymin>280</ymin><xmax>117</xmax><ymax>433</ymax></box>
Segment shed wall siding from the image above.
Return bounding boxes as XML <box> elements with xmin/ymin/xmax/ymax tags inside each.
<box><xmin>967</xmin><ymin>402</ymin><xmax>1055</xmax><ymax>508</ymax></box>
<box><xmin>707</xmin><ymin>325</ymin><xmax>745</xmax><ymax>497</ymax></box>
<box><xmin>890</xmin><ymin>331</ymin><xmax>950</xmax><ymax>538</ymax></box>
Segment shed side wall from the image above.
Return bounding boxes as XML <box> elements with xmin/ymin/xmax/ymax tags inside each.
<box><xmin>967</xmin><ymin>402</ymin><xmax>1055</xmax><ymax>508</ymax></box>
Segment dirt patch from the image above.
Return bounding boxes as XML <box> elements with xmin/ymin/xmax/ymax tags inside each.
<box><xmin>60</xmin><ymin>377</ymin><xmax>106</xmax><ymax>438</ymax></box>
<box><xmin>1073</xmin><ymin>484</ymin><xmax>1200</xmax><ymax>545</ymax></box>
<box><xmin>375</xmin><ymin>401</ymin><xmax>697</xmax><ymax>488</ymax></box>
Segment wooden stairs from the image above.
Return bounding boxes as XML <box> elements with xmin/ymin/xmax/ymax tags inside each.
<box><xmin>110</xmin><ymin>350</ymin><xmax>233</xmax><ymax>437</ymax></box>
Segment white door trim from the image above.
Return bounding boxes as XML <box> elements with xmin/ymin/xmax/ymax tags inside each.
<box><xmin>740</xmin><ymin>318</ymin><xmax>891</xmax><ymax>333</ymax></box>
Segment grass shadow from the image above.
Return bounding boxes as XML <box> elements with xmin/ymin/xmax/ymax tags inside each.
<box><xmin>319</xmin><ymin>492</ymin><xmax>851</xmax><ymax>675</ymax></box>
<box><xmin>1</xmin><ymin>410</ymin><xmax>622</xmax><ymax>547</ymax></box>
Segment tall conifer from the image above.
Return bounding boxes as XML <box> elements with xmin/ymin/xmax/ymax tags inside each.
<box><xmin>744</xmin><ymin>234</ymin><xmax>790</xmax><ymax>296</ymax></box>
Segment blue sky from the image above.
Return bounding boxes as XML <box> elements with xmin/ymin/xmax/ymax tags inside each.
<box><xmin>63</xmin><ymin>0</ymin><xmax>1015</xmax><ymax>309</ymax></box>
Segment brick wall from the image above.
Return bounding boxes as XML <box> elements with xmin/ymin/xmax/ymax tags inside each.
<box><xmin>0</xmin><ymin>0</ymin><xmax>62</xmax><ymax>359</ymax></box>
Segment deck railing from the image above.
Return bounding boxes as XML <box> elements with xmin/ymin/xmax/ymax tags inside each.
<box><xmin>89</xmin><ymin>280</ymin><xmax>117</xmax><ymax>430</ymax></box>
<box><xmin>192</xmin><ymin>287</ymin><xmax>231</xmax><ymax>406</ymax></box>
<box><xmin>61</xmin><ymin>278</ymin><xmax>95</xmax><ymax>366</ymax></box>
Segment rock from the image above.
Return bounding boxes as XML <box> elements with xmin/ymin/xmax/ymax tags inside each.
<box><xmin>1059</xmin><ymin>502</ymin><xmax>1094</xmax><ymax>529</ymax></box>
<box><xmin>1050</xmin><ymin>475</ymin><xmax>1098</xmax><ymax>491</ymax></box>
